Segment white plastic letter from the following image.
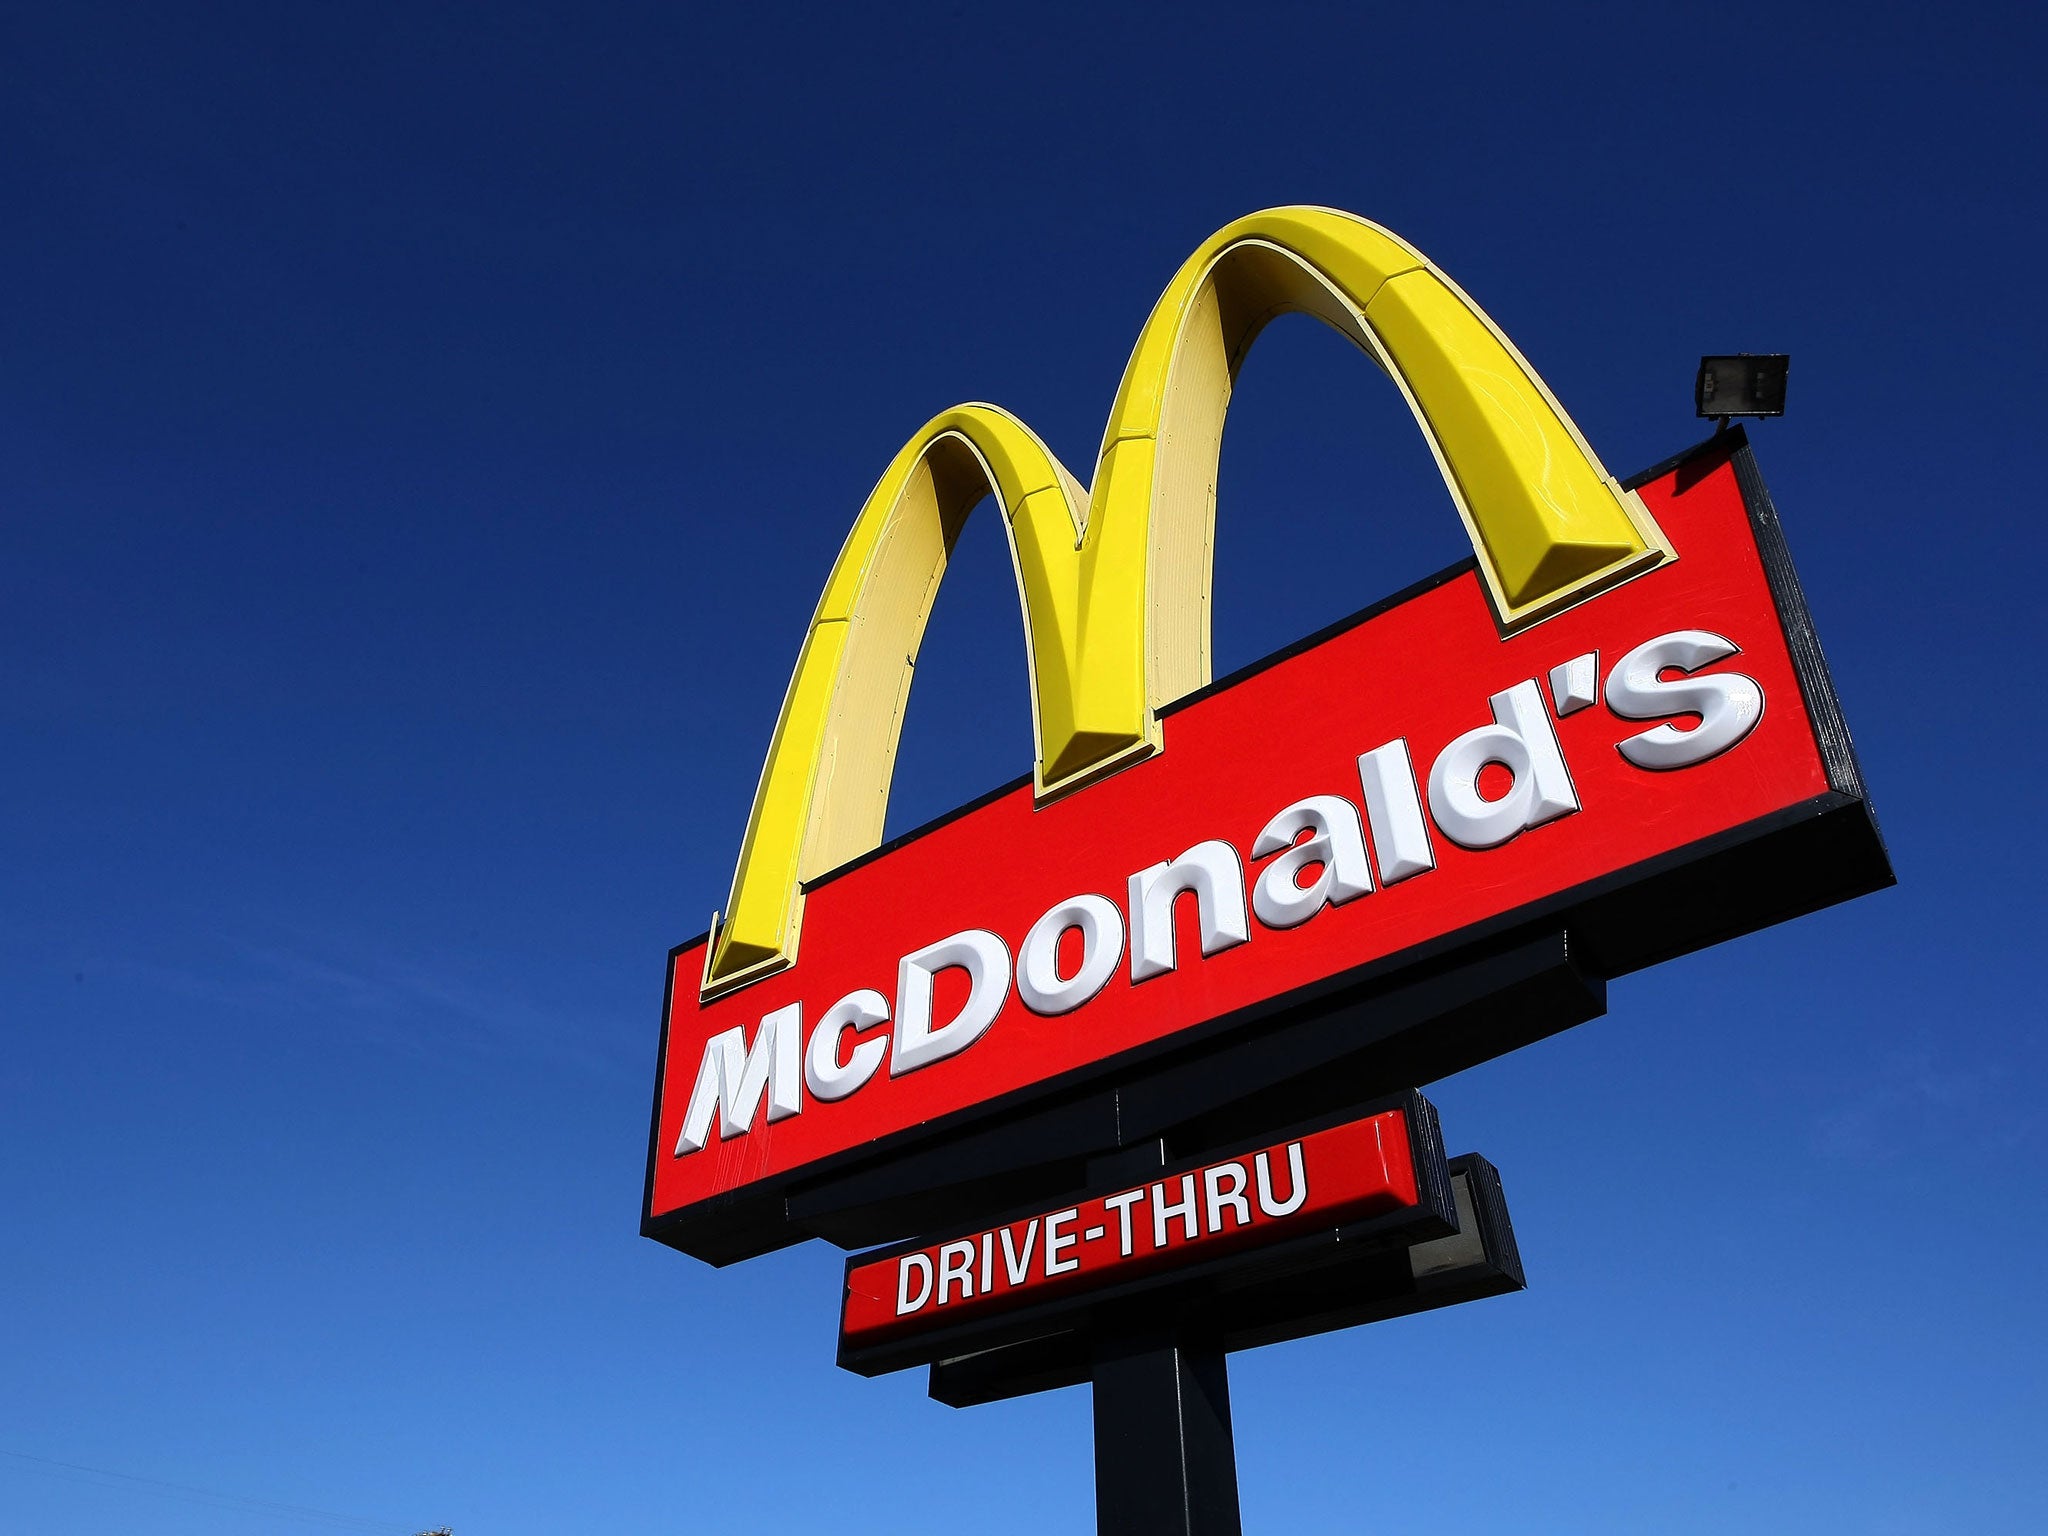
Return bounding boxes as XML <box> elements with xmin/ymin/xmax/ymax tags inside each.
<box><xmin>1102</xmin><ymin>1188</ymin><xmax>1146</xmax><ymax>1257</ymax></box>
<box><xmin>1254</xmin><ymin>1143</ymin><xmax>1308</xmax><ymax>1217</ymax></box>
<box><xmin>803</xmin><ymin>988</ymin><xmax>890</xmax><ymax>1102</ymax></box>
<box><xmin>936</xmin><ymin>1239</ymin><xmax>977</xmax><ymax>1304</ymax></box>
<box><xmin>673</xmin><ymin>1002</ymin><xmax>803</xmax><ymax>1156</ymax></box>
<box><xmin>1549</xmin><ymin>651</ymin><xmax>1599</xmax><ymax>715</ymax></box>
<box><xmin>896</xmin><ymin>1252</ymin><xmax>934</xmax><ymax>1315</ymax></box>
<box><xmin>1605</xmin><ymin>630</ymin><xmax>1765</xmax><ymax>770</ymax></box>
<box><xmin>1128</xmin><ymin>841</ymin><xmax>1251</xmax><ymax>983</ymax></box>
<box><xmin>892</xmin><ymin>929</ymin><xmax>1011</xmax><ymax>1076</ymax></box>
<box><xmin>1000</xmin><ymin>1220</ymin><xmax>1039</xmax><ymax>1285</ymax></box>
<box><xmin>1358</xmin><ymin>740</ymin><xmax>1436</xmax><ymax>885</ymax></box>
<box><xmin>1017</xmin><ymin>894</ymin><xmax>1126</xmax><ymax>1016</ymax></box>
<box><xmin>1044</xmin><ymin>1209</ymin><xmax>1080</xmax><ymax>1275</ymax></box>
<box><xmin>1427</xmin><ymin>680</ymin><xmax>1580</xmax><ymax>850</ymax></box>
<box><xmin>1152</xmin><ymin>1174</ymin><xmax>1200</xmax><ymax>1248</ymax></box>
<box><xmin>1203</xmin><ymin>1162</ymin><xmax>1253</xmax><ymax>1232</ymax></box>
<box><xmin>1250</xmin><ymin>795</ymin><xmax>1372</xmax><ymax>930</ymax></box>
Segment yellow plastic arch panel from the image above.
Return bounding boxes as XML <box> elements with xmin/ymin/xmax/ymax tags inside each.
<box><xmin>701</xmin><ymin>208</ymin><xmax>1672</xmax><ymax>997</ymax></box>
<box><xmin>702</xmin><ymin>405</ymin><xmax>1155</xmax><ymax>997</ymax></box>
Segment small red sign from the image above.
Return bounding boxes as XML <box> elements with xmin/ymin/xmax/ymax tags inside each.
<box><xmin>840</xmin><ymin>1109</ymin><xmax>1419</xmax><ymax>1348</ymax></box>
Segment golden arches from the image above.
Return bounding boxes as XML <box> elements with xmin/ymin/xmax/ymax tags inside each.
<box><xmin>702</xmin><ymin>207</ymin><xmax>1671</xmax><ymax>997</ymax></box>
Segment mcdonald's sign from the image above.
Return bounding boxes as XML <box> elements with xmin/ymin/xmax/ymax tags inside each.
<box><xmin>644</xmin><ymin>208</ymin><xmax>1891</xmax><ymax>1265</ymax></box>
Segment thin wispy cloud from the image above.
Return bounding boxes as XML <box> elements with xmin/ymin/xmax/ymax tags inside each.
<box><xmin>1812</xmin><ymin>1044</ymin><xmax>2032</xmax><ymax>1168</ymax></box>
<box><xmin>127</xmin><ymin>919</ymin><xmax>637</xmax><ymax>1081</ymax></box>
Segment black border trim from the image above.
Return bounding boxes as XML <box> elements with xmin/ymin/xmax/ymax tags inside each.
<box><xmin>1730</xmin><ymin>432</ymin><xmax>1875</xmax><ymax>809</ymax></box>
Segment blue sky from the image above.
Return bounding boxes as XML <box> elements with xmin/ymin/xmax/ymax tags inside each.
<box><xmin>2</xmin><ymin>3</ymin><xmax>2043</xmax><ymax>1532</ymax></box>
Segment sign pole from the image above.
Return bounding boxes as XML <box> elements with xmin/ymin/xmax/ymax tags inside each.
<box><xmin>1091</xmin><ymin>1319</ymin><xmax>1241</xmax><ymax>1536</ymax></box>
<box><xmin>1081</xmin><ymin>1142</ymin><xmax>1243</xmax><ymax>1536</ymax></box>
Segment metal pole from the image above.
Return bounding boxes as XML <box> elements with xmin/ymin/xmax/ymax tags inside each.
<box><xmin>1084</xmin><ymin>1140</ymin><xmax>1243</xmax><ymax>1536</ymax></box>
<box><xmin>1091</xmin><ymin>1322</ymin><xmax>1242</xmax><ymax>1536</ymax></box>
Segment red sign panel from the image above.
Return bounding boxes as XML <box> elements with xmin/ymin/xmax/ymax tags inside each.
<box><xmin>841</xmin><ymin>1108</ymin><xmax>1419</xmax><ymax>1350</ymax></box>
<box><xmin>645</xmin><ymin>433</ymin><xmax>1888</xmax><ymax>1262</ymax></box>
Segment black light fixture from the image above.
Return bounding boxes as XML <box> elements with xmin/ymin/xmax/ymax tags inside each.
<box><xmin>1696</xmin><ymin>353</ymin><xmax>1789</xmax><ymax>422</ymax></box>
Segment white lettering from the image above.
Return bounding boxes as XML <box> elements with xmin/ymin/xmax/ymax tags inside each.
<box><xmin>1254</xmin><ymin>1143</ymin><xmax>1308</xmax><ymax>1217</ymax></box>
<box><xmin>1548</xmin><ymin>651</ymin><xmax>1599</xmax><ymax>715</ymax></box>
<box><xmin>1250</xmin><ymin>795</ymin><xmax>1373</xmax><ymax>929</ymax></box>
<box><xmin>1427</xmin><ymin>679</ymin><xmax>1580</xmax><ymax>849</ymax></box>
<box><xmin>1203</xmin><ymin>1161</ymin><xmax>1252</xmax><ymax>1232</ymax></box>
<box><xmin>1151</xmin><ymin>1174</ymin><xmax>1199</xmax><ymax>1248</ymax></box>
<box><xmin>936</xmin><ymin>1239</ymin><xmax>977</xmax><ymax>1304</ymax></box>
<box><xmin>1000</xmin><ymin>1219</ymin><xmax>1040</xmax><ymax>1285</ymax></box>
<box><xmin>674</xmin><ymin>1003</ymin><xmax>802</xmax><ymax>1156</ymax></box>
<box><xmin>1044</xmin><ymin>1209</ymin><xmax>1081</xmax><ymax>1275</ymax></box>
<box><xmin>1357</xmin><ymin>739</ymin><xmax>1436</xmax><ymax>884</ymax></box>
<box><xmin>897</xmin><ymin>1252</ymin><xmax>934</xmax><ymax>1315</ymax></box>
<box><xmin>1605</xmin><ymin>631</ymin><xmax>1764</xmax><ymax>770</ymax></box>
<box><xmin>803</xmin><ymin>988</ymin><xmax>889</xmax><ymax>1103</ymax></box>
<box><xmin>1102</xmin><ymin>1188</ymin><xmax>1146</xmax><ymax>1257</ymax></box>
<box><xmin>1017</xmin><ymin>893</ymin><xmax>1126</xmax><ymax>1016</ymax></box>
<box><xmin>892</xmin><ymin>929</ymin><xmax>1011</xmax><ymax>1076</ymax></box>
<box><xmin>1128</xmin><ymin>841</ymin><xmax>1250</xmax><ymax>983</ymax></box>
<box><xmin>692</xmin><ymin>640</ymin><xmax>1765</xmax><ymax>1155</ymax></box>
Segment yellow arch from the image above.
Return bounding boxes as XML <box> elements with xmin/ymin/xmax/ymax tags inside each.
<box><xmin>702</xmin><ymin>206</ymin><xmax>1671</xmax><ymax>997</ymax></box>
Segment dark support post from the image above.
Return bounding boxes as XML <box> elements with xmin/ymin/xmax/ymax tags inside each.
<box><xmin>1091</xmin><ymin>1325</ymin><xmax>1242</xmax><ymax>1536</ymax></box>
<box><xmin>1085</xmin><ymin>1139</ymin><xmax>1242</xmax><ymax>1536</ymax></box>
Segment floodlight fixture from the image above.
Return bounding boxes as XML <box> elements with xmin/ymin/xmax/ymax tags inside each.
<box><xmin>1696</xmin><ymin>353</ymin><xmax>1788</xmax><ymax>421</ymax></box>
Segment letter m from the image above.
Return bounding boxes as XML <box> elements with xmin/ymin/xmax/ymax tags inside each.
<box><xmin>674</xmin><ymin>1003</ymin><xmax>802</xmax><ymax>1155</ymax></box>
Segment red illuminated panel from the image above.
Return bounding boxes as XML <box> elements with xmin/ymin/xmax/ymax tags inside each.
<box><xmin>840</xmin><ymin>1109</ymin><xmax>1417</xmax><ymax>1348</ymax></box>
<box><xmin>647</xmin><ymin>434</ymin><xmax>1883</xmax><ymax>1261</ymax></box>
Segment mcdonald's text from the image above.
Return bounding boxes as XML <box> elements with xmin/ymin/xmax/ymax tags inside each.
<box><xmin>672</xmin><ymin>626</ymin><xmax>1757</xmax><ymax>1160</ymax></box>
